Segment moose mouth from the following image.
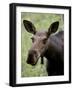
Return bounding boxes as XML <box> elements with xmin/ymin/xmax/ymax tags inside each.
<box><xmin>27</xmin><ymin>56</ymin><xmax>39</xmax><ymax>66</ymax></box>
<box><xmin>31</xmin><ymin>59</ymin><xmax>39</xmax><ymax>66</ymax></box>
<box><xmin>26</xmin><ymin>54</ymin><xmax>40</xmax><ymax>66</ymax></box>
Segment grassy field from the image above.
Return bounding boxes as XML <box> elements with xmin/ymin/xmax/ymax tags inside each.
<box><xmin>21</xmin><ymin>12</ymin><xmax>64</xmax><ymax>77</ymax></box>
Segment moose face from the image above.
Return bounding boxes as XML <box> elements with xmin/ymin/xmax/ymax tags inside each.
<box><xmin>23</xmin><ymin>20</ymin><xmax>59</xmax><ymax>65</ymax></box>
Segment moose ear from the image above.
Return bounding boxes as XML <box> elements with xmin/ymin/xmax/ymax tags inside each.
<box><xmin>23</xmin><ymin>20</ymin><xmax>36</xmax><ymax>34</ymax></box>
<box><xmin>47</xmin><ymin>21</ymin><xmax>59</xmax><ymax>36</ymax></box>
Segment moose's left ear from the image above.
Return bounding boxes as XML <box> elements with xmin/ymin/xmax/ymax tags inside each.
<box><xmin>47</xmin><ymin>21</ymin><xmax>59</xmax><ymax>36</ymax></box>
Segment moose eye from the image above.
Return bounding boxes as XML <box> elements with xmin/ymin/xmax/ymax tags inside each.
<box><xmin>42</xmin><ymin>38</ymin><xmax>47</xmax><ymax>44</ymax></box>
<box><xmin>31</xmin><ymin>37</ymin><xmax>34</xmax><ymax>43</ymax></box>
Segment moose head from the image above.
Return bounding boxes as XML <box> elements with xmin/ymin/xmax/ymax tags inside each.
<box><xmin>23</xmin><ymin>20</ymin><xmax>59</xmax><ymax>66</ymax></box>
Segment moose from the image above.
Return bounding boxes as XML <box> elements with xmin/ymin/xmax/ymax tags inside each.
<box><xmin>23</xmin><ymin>20</ymin><xmax>64</xmax><ymax>76</ymax></box>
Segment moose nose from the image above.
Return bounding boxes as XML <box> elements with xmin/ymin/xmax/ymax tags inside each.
<box><xmin>26</xmin><ymin>50</ymin><xmax>38</xmax><ymax>64</ymax></box>
<box><xmin>29</xmin><ymin>50</ymin><xmax>38</xmax><ymax>56</ymax></box>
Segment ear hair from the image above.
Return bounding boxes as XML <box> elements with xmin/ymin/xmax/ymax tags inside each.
<box><xmin>47</xmin><ymin>21</ymin><xmax>59</xmax><ymax>37</ymax></box>
<box><xmin>23</xmin><ymin>20</ymin><xmax>36</xmax><ymax>34</ymax></box>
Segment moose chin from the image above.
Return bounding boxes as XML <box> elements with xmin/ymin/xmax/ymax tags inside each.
<box><xmin>23</xmin><ymin>20</ymin><xmax>64</xmax><ymax>76</ymax></box>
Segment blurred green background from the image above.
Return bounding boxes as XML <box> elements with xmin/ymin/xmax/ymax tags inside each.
<box><xmin>21</xmin><ymin>12</ymin><xmax>64</xmax><ymax>77</ymax></box>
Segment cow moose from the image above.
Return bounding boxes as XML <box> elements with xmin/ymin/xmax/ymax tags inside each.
<box><xmin>23</xmin><ymin>20</ymin><xmax>64</xmax><ymax>76</ymax></box>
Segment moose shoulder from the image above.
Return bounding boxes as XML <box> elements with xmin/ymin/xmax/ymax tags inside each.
<box><xmin>23</xmin><ymin>20</ymin><xmax>64</xmax><ymax>76</ymax></box>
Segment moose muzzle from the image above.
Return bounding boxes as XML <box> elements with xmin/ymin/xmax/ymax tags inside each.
<box><xmin>26</xmin><ymin>50</ymin><xmax>39</xmax><ymax>65</ymax></box>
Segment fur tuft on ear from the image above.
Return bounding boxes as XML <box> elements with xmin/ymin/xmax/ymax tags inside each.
<box><xmin>23</xmin><ymin>20</ymin><xmax>36</xmax><ymax>34</ymax></box>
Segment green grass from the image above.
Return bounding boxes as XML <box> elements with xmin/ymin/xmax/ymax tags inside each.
<box><xmin>21</xmin><ymin>12</ymin><xmax>64</xmax><ymax>77</ymax></box>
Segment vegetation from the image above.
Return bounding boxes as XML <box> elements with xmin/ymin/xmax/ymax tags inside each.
<box><xmin>21</xmin><ymin>12</ymin><xmax>64</xmax><ymax>77</ymax></box>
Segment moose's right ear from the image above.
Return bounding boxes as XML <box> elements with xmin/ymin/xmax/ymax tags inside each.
<box><xmin>23</xmin><ymin>20</ymin><xmax>36</xmax><ymax>34</ymax></box>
